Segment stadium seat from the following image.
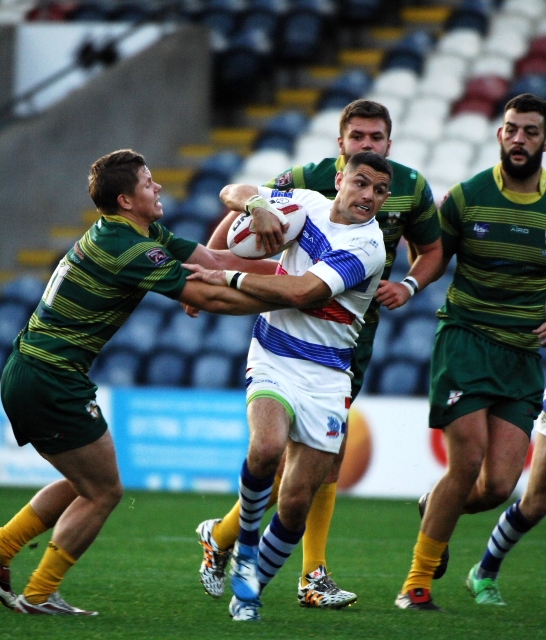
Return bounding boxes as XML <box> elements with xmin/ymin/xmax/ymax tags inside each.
<box><xmin>451</xmin><ymin>96</ymin><xmax>496</xmax><ymax>119</ymax></box>
<box><xmin>172</xmin><ymin>193</ymin><xmax>225</xmax><ymax>222</ymax></box>
<box><xmin>204</xmin><ymin>314</ymin><xmax>257</xmax><ymax>356</ymax></box>
<box><xmin>142</xmin><ymin>348</ymin><xmax>191</xmax><ymax>386</ymax></box>
<box><xmin>390</xmin><ymin>314</ymin><xmax>438</xmax><ymax>363</ymax></box>
<box><xmin>469</xmin><ymin>54</ymin><xmax>513</xmax><ymax>81</ymax></box>
<box><xmin>318</xmin><ymin>69</ymin><xmax>373</xmax><ymax>111</ymax></box>
<box><xmin>502</xmin><ymin>0</ymin><xmax>544</xmax><ymax>21</ymax></box>
<box><xmin>91</xmin><ymin>347</ymin><xmax>143</xmax><ymax>386</ymax></box>
<box><xmin>399</xmin><ymin>97</ymin><xmax>450</xmax><ymax>144</ymax></box>
<box><xmin>186</xmin><ymin>172</ymin><xmax>227</xmax><ymax>198</ymax></box>
<box><xmin>425</xmin><ymin>139</ymin><xmax>474</xmax><ymax>184</ymax></box>
<box><xmin>214</xmin><ymin>27</ymin><xmax>274</xmax><ymax>104</ymax></box>
<box><xmin>0</xmin><ymin>301</ymin><xmax>28</xmax><ymax>350</ymax></box>
<box><xmin>196</xmin><ymin>0</ymin><xmax>245</xmax><ymax>38</ymax></box>
<box><xmin>253</xmin><ymin>110</ymin><xmax>309</xmax><ymax>155</ymax></box>
<box><xmin>444</xmin><ymin>0</ymin><xmax>491</xmax><ymax>36</ymax></box>
<box><xmin>307</xmin><ymin>108</ymin><xmax>342</xmax><ymax>138</ymax></box>
<box><xmin>190</xmin><ymin>352</ymin><xmax>235</xmax><ymax>388</ymax></box>
<box><xmin>437</xmin><ymin>28</ymin><xmax>483</xmax><ymax>61</ymax></box>
<box><xmin>464</xmin><ymin>75</ymin><xmax>509</xmax><ymax>104</ymax></box>
<box><xmin>381</xmin><ymin>30</ymin><xmax>435</xmax><ymax>76</ymax></box>
<box><xmin>339</xmin><ymin>0</ymin><xmax>383</xmax><ymax>23</ymax></box>
<box><xmin>527</xmin><ymin>35</ymin><xmax>546</xmax><ymax>58</ymax></box>
<box><xmin>504</xmin><ymin>74</ymin><xmax>546</xmax><ymax>104</ymax></box>
<box><xmin>469</xmin><ymin>139</ymin><xmax>501</xmax><ymax>175</ymax></box>
<box><xmin>371</xmin><ymin>68</ymin><xmax>419</xmax><ymax>100</ymax></box>
<box><xmin>443</xmin><ymin>112</ymin><xmax>490</xmax><ymax>145</ymax></box>
<box><xmin>107</xmin><ymin>306</ymin><xmax>168</xmax><ymax>354</ymax></box>
<box><xmin>515</xmin><ymin>56</ymin><xmax>546</xmax><ymax>78</ymax></box>
<box><xmin>200</xmin><ymin>151</ymin><xmax>244</xmax><ymax>182</ymax></box>
<box><xmin>233</xmin><ymin>148</ymin><xmax>292</xmax><ymax>184</ymax></box>
<box><xmin>276</xmin><ymin>0</ymin><xmax>329</xmax><ymax>64</ymax></box>
<box><xmin>386</xmin><ymin>136</ymin><xmax>429</xmax><ymax>175</ymax></box>
<box><xmin>240</xmin><ymin>0</ymin><xmax>286</xmax><ymax>39</ymax></box>
<box><xmin>168</xmin><ymin>216</ymin><xmax>210</xmax><ymax>245</ymax></box>
<box><xmin>1</xmin><ymin>275</ymin><xmax>44</xmax><ymax>309</ymax></box>
<box><xmin>156</xmin><ymin>310</ymin><xmax>211</xmax><ymax>356</ymax></box>
<box><xmin>419</xmin><ymin>69</ymin><xmax>465</xmax><ymax>103</ymax></box>
<box><xmin>375</xmin><ymin>358</ymin><xmax>423</xmax><ymax>395</ymax></box>
<box><xmin>291</xmin><ymin>132</ymin><xmax>340</xmax><ymax>166</ymax></box>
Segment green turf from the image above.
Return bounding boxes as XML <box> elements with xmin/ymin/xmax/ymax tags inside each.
<box><xmin>1</xmin><ymin>487</ymin><xmax>545</xmax><ymax>640</ymax></box>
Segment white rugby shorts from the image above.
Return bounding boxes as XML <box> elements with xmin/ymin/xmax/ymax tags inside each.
<box><xmin>245</xmin><ymin>365</ymin><xmax>350</xmax><ymax>454</ymax></box>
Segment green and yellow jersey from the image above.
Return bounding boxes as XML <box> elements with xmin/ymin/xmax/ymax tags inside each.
<box><xmin>439</xmin><ymin>164</ymin><xmax>546</xmax><ymax>352</ymax></box>
<box><xmin>18</xmin><ymin>215</ymin><xmax>197</xmax><ymax>374</ymax></box>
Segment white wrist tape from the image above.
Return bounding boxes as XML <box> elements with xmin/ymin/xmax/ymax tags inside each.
<box><xmin>225</xmin><ymin>270</ymin><xmax>238</xmax><ymax>287</ymax></box>
<box><xmin>245</xmin><ymin>194</ymin><xmax>287</xmax><ymax>224</ymax></box>
<box><xmin>400</xmin><ymin>280</ymin><xmax>415</xmax><ymax>297</ymax></box>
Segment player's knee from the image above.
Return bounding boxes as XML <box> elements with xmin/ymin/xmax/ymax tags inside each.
<box><xmin>479</xmin><ymin>481</ymin><xmax>514</xmax><ymax>510</ymax></box>
<box><xmin>279</xmin><ymin>490</ymin><xmax>310</xmax><ymax>531</ymax></box>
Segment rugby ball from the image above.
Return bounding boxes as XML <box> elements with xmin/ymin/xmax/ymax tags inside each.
<box><xmin>227</xmin><ymin>202</ymin><xmax>307</xmax><ymax>259</ymax></box>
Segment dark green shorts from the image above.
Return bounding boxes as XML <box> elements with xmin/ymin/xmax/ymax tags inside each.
<box><xmin>351</xmin><ymin>321</ymin><xmax>378</xmax><ymax>400</ymax></box>
<box><xmin>1</xmin><ymin>349</ymin><xmax>108</xmax><ymax>454</ymax></box>
<box><xmin>429</xmin><ymin>325</ymin><xmax>543</xmax><ymax>437</ymax></box>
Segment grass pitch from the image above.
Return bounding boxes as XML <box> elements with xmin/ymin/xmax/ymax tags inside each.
<box><xmin>1</xmin><ymin>488</ymin><xmax>546</xmax><ymax>640</ymax></box>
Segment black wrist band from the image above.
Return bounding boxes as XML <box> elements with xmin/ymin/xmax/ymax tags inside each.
<box><xmin>403</xmin><ymin>277</ymin><xmax>419</xmax><ymax>294</ymax></box>
<box><xmin>230</xmin><ymin>272</ymin><xmax>242</xmax><ymax>289</ymax></box>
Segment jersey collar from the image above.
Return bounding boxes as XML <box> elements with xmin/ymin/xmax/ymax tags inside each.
<box><xmin>493</xmin><ymin>162</ymin><xmax>546</xmax><ymax>204</ymax></box>
<box><xmin>102</xmin><ymin>214</ymin><xmax>150</xmax><ymax>237</ymax></box>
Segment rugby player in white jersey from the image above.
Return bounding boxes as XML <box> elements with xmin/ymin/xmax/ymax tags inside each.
<box><xmin>185</xmin><ymin>151</ymin><xmax>392</xmax><ymax>621</ymax></box>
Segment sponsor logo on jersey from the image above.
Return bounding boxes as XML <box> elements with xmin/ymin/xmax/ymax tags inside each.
<box><xmin>247</xmin><ymin>377</ymin><xmax>280</xmax><ymax>388</ymax></box>
<box><xmin>302</xmin><ymin>229</ymin><xmax>314</xmax><ymax>243</ymax></box>
<box><xmin>145</xmin><ymin>247</ymin><xmax>170</xmax><ymax>266</ymax></box>
<box><xmin>386</xmin><ymin>211</ymin><xmax>401</xmax><ymax>225</ymax></box>
<box><xmin>473</xmin><ymin>223</ymin><xmax>490</xmax><ymax>238</ymax></box>
<box><xmin>275</xmin><ymin>171</ymin><xmax>293</xmax><ymax>188</ymax></box>
<box><xmin>447</xmin><ymin>390</ymin><xmax>463</xmax><ymax>406</ymax></box>
<box><xmin>511</xmin><ymin>225</ymin><xmax>529</xmax><ymax>234</ymax></box>
<box><xmin>271</xmin><ymin>190</ymin><xmax>293</xmax><ymax>198</ymax></box>
<box><xmin>85</xmin><ymin>400</ymin><xmax>101</xmax><ymax>419</ymax></box>
<box><xmin>270</xmin><ymin>197</ymin><xmax>291</xmax><ymax>205</ymax></box>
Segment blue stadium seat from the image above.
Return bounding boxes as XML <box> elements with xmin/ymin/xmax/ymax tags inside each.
<box><xmin>67</xmin><ymin>2</ymin><xmax>109</xmax><ymax>21</ymax></box>
<box><xmin>381</xmin><ymin>30</ymin><xmax>435</xmax><ymax>75</ymax></box>
<box><xmin>190</xmin><ymin>352</ymin><xmax>235</xmax><ymax>388</ymax></box>
<box><xmin>171</xmin><ymin>193</ymin><xmax>225</xmax><ymax>222</ymax></box>
<box><xmin>0</xmin><ymin>302</ymin><xmax>28</xmax><ymax>350</ymax></box>
<box><xmin>156</xmin><ymin>310</ymin><xmax>211</xmax><ymax>356</ymax></box>
<box><xmin>197</xmin><ymin>0</ymin><xmax>245</xmax><ymax>38</ymax></box>
<box><xmin>107</xmin><ymin>306</ymin><xmax>168</xmax><ymax>354</ymax></box>
<box><xmin>240</xmin><ymin>0</ymin><xmax>286</xmax><ymax>38</ymax></box>
<box><xmin>168</xmin><ymin>216</ymin><xmax>211</xmax><ymax>245</ymax></box>
<box><xmin>503</xmin><ymin>74</ymin><xmax>546</xmax><ymax>107</ymax></box>
<box><xmin>187</xmin><ymin>172</ymin><xmax>227</xmax><ymax>198</ymax></box>
<box><xmin>204</xmin><ymin>314</ymin><xmax>257</xmax><ymax>356</ymax></box>
<box><xmin>142</xmin><ymin>348</ymin><xmax>191</xmax><ymax>386</ymax></box>
<box><xmin>253</xmin><ymin>110</ymin><xmax>309</xmax><ymax>155</ymax></box>
<box><xmin>319</xmin><ymin>69</ymin><xmax>373</xmax><ymax>110</ymax></box>
<box><xmin>376</xmin><ymin>358</ymin><xmax>424</xmax><ymax>395</ymax></box>
<box><xmin>214</xmin><ymin>27</ymin><xmax>274</xmax><ymax>103</ymax></box>
<box><xmin>1</xmin><ymin>276</ymin><xmax>44</xmax><ymax>310</ymax></box>
<box><xmin>200</xmin><ymin>152</ymin><xmax>244</xmax><ymax>182</ymax></box>
<box><xmin>339</xmin><ymin>0</ymin><xmax>383</xmax><ymax>22</ymax></box>
<box><xmin>277</xmin><ymin>0</ymin><xmax>329</xmax><ymax>63</ymax></box>
<box><xmin>91</xmin><ymin>347</ymin><xmax>143</xmax><ymax>386</ymax></box>
<box><xmin>444</xmin><ymin>0</ymin><xmax>492</xmax><ymax>35</ymax></box>
<box><xmin>390</xmin><ymin>314</ymin><xmax>438</xmax><ymax>363</ymax></box>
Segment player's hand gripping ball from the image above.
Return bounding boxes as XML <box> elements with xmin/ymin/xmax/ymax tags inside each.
<box><xmin>227</xmin><ymin>202</ymin><xmax>307</xmax><ymax>259</ymax></box>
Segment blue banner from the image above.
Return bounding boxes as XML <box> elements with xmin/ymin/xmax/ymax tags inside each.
<box><xmin>112</xmin><ymin>388</ymin><xmax>249</xmax><ymax>492</ymax></box>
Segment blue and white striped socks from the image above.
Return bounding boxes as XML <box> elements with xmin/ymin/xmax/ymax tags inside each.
<box><xmin>237</xmin><ymin>459</ymin><xmax>275</xmax><ymax>548</ymax></box>
<box><xmin>257</xmin><ymin>512</ymin><xmax>305</xmax><ymax>589</ymax></box>
<box><xmin>477</xmin><ymin>499</ymin><xmax>534</xmax><ymax>580</ymax></box>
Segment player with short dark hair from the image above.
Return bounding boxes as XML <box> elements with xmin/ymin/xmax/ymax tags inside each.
<box><xmin>395</xmin><ymin>93</ymin><xmax>546</xmax><ymax>611</ymax></box>
<box><xmin>195</xmin><ymin>98</ymin><xmax>444</xmax><ymax>608</ymax></box>
<box><xmin>186</xmin><ymin>151</ymin><xmax>392</xmax><ymax>621</ymax></box>
<box><xmin>0</xmin><ymin>148</ymin><xmax>292</xmax><ymax>615</ymax></box>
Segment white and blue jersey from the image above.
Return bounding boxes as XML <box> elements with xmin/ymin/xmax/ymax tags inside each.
<box><xmin>247</xmin><ymin>187</ymin><xmax>386</xmax><ymax>392</ymax></box>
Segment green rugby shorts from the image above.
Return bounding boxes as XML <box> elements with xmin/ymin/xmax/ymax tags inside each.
<box><xmin>1</xmin><ymin>349</ymin><xmax>108</xmax><ymax>454</ymax></box>
<box><xmin>429</xmin><ymin>325</ymin><xmax>542</xmax><ymax>437</ymax></box>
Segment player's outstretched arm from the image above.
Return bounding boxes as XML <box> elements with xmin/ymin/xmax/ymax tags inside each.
<box><xmin>185</xmin><ymin>264</ymin><xmax>331</xmax><ymax>308</ymax></box>
<box><xmin>178</xmin><ymin>278</ymin><xmax>281</xmax><ymax>316</ymax></box>
<box><xmin>186</xmin><ymin>244</ymin><xmax>278</xmax><ymax>275</ymax></box>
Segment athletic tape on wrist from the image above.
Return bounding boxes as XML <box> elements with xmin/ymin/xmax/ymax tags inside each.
<box><xmin>245</xmin><ymin>194</ymin><xmax>287</xmax><ymax>224</ymax></box>
<box><xmin>225</xmin><ymin>270</ymin><xmax>238</xmax><ymax>287</ymax></box>
<box><xmin>400</xmin><ymin>280</ymin><xmax>415</xmax><ymax>297</ymax></box>
<box><xmin>401</xmin><ymin>276</ymin><xmax>419</xmax><ymax>296</ymax></box>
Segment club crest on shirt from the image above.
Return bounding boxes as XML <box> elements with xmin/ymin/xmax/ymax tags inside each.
<box><xmin>275</xmin><ymin>171</ymin><xmax>293</xmax><ymax>188</ymax></box>
<box><xmin>386</xmin><ymin>211</ymin><xmax>401</xmax><ymax>225</ymax></box>
<box><xmin>326</xmin><ymin>416</ymin><xmax>345</xmax><ymax>438</ymax></box>
<box><xmin>473</xmin><ymin>223</ymin><xmax>490</xmax><ymax>239</ymax></box>
<box><xmin>145</xmin><ymin>247</ymin><xmax>170</xmax><ymax>266</ymax></box>
<box><xmin>447</xmin><ymin>390</ymin><xmax>463</xmax><ymax>406</ymax></box>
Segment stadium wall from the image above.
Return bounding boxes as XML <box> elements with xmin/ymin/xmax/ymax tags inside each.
<box><xmin>0</xmin><ymin>23</ymin><xmax>210</xmax><ymax>270</ymax></box>
<box><xmin>0</xmin><ymin>388</ymin><xmax>533</xmax><ymax>499</ymax></box>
